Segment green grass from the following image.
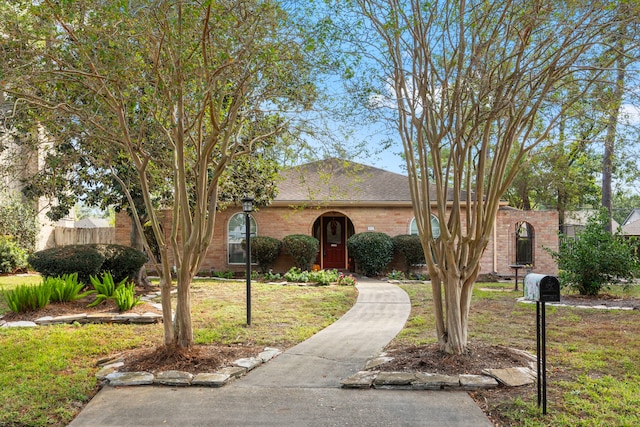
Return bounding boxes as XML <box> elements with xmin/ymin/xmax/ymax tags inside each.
<box><xmin>391</xmin><ymin>282</ymin><xmax>640</xmax><ymax>426</ymax></box>
<box><xmin>0</xmin><ymin>278</ymin><xmax>358</xmax><ymax>427</ymax></box>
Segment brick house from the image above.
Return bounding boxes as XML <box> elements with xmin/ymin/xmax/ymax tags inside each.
<box><xmin>115</xmin><ymin>158</ymin><xmax>559</xmax><ymax>277</ymax></box>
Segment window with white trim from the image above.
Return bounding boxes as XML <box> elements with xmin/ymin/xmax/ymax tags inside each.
<box><xmin>410</xmin><ymin>215</ymin><xmax>441</xmax><ymax>238</ymax></box>
<box><xmin>228</xmin><ymin>212</ymin><xmax>257</xmax><ymax>264</ymax></box>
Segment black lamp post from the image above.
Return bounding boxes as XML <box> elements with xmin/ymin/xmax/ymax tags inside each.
<box><xmin>242</xmin><ymin>197</ymin><xmax>254</xmax><ymax>326</ymax></box>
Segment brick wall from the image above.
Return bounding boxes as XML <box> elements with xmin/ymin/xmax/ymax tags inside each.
<box><xmin>115</xmin><ymin>205</ymin><xmax>559</xmax><ymax>277</ymax></box>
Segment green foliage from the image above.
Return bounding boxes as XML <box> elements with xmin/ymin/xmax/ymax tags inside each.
<box><xmin>387</xmin><ymin>270</ymin><xmax>406</xmax><ymax>280</ymax></box>
<box><xmin>112</xmin><ymin>283</ymin><xmax>142</xmax><ymax>312</ymax></box>
<box><xmin>28</xmin><ymin>246</ymin><xmax>105</xmax><ymax>284</ymax></box>
<box><xmin>27</xmin><ymin>244</ymin><xmax>145</xmax><ymax>285</ymax></box>
<box><xmin>337</xmin><ymin>272</ymin><xmax>357</xmax><ymax>286</ymax></box>
<box><xmin>549</xmin><ymin>210</ymin><xmax>640</xmax><ymax>295</ymax></box>
<box><xmin>45</xmin><ymin>273</ymin><xmax>94</xmax><ymax>303</ymax></box>
<box><xmin>0</xmin><ymin>237</ymin><xmax>28</xmax><ymax>273</ymax></box>
<box><xmin>250</xmin><ymin>236</ymin><xmax>282</xmax><ymax>273</ymax></box>
<box><xmin>392</xmin><ymin>234</ymin><xmax>426</xmax><ymax>273</ymax></box>
<box><xmin>91</xmin><ymin>244</ymin><xmax>147</xmax><ymax>284</ymax></box>
<box><xmin>282</xmin><ymin>234</ymin><xmax>319</xmax><ymax>270</ymax></box>
<box><xmin>0</xmin><ymin>192</ymin><xmax>38</xmax><ymax>252</ymax></box>
<box><xmin>284</xmin><ymin>266</ymin><xmax>310</xmax><ymax>283</ymax></box>
<box><xmin>262</xmin><ymin>270</ymin><xmax>282</xmax><ymax>281</ymax></box>
<box><xmin>347</xmin><ymin>232</ymin><xmax>394</xmax><ymax>277</ymax></box>
<box><xmin>283</xmin><ymin>267</ymin><xmax>339</xmax><ymax>285</ymax></box>
<box><xmin>211</xmin><ymin>271</ymin><xmax>234</xmax><ymax>279</ymax></box>
<box><xmin>88</xmin><ymin>272</ymin><xmax>127</xmax><ymax>307</ymax></box>
<box><xmin>1</xmin><ymin>282</ymin><xmax>51</xmax><ymax>313</ymax></box>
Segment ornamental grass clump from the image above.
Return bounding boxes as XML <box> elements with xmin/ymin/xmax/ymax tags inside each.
<box><xmin>113</xmin><ymin>283</ymin><xmax>142</xmax><ymax>312</ymax></box>
<box><xmin>46</xmin><ymin>273</ymin><xmax>94</xmax><ymax>303</ymax></box>
<box><xmin>88</xmin><ymin>271</ymin><xmax>128</xmax><ymax>307</ymax></box>
<box><xmin>1</xmin><ymin>282</ymin><xmax>51</xmax><ymax>313</ymax></box>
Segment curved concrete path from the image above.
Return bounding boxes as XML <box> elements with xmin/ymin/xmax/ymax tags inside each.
<box><xmin>69</xmin><ymin>279</ymin><xmax>492</xmax><ymax>426</ymax></box>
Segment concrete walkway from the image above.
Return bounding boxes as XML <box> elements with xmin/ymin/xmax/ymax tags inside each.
<box><xmin>69</xmin><ymin>278</ymin><xmax>493</xmax><ymax>426</ymax></box>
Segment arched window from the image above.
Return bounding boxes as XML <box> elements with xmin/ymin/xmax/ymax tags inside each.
<box><xmin>228</xmin><ymin>212</ymin><xmax>257</xmax><ymax>264</ymax></box>
<box><xmin>515</xmin><ymin>222</ymin><xmax>534</xmax><ymax>265</ymax></box>
<box><xmin>410</xmin><ymin>215</ymin><xmax>441</xmax><ymax>238</ymax></box>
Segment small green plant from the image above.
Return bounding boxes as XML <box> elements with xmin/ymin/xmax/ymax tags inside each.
<box><xmin>46</xmin><ymin>273</ymin><xmax>94</xmax><ymax>303</ymax></box>
<box><xmin>211</xmin><ymin>270</ymin><xmax>234</xmax><ymax>279</ymax></box>
<box><xmin>263</xmin><ymin>270</ymin><xmax>282</xmax><ymax>281</ymax></box>
<box><xmin>282</xmin><ymin>234</ymin><xmax>320</xmax><ymax>270</ymax></box>
<box><xmin>1</xmin><ymin>282</ymin><xmax>52</xmax><ymax>313</ymax></box>
<box><xmin>347</xmin><ymin>232</ymin><xmax>394</xmax><ymax>277</ymax></box>
<box><xmin>88</xmin><ymin>272</ymin><xmax>128</xmax><ymax>307</ymax></box>
<box><xmin>337</xmin><ymin>273</ymin><xmax>357</xmax><ymax>286</ymax></box>
<box><xmin>308</xmin><ymin>269</ymin><xmax>339</xmax><ymax>286</ymax></box>
<box><xmin>284</xmin><ymin>266</ymin><xmax>310</xmax><ymax>283</ymax></box>
<box><xmin>387</xmin><ymin>270</ymin><xmax>406</xmax><ymax>280</ymax></box>
<box><xmin>113</xmin><ymin>283</ymin><xmax>142</xmax><ymax>312</ymax></box>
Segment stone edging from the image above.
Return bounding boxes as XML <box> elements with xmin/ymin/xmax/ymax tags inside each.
<box><xmin>341</xmin><ymin>350</ymin><xmax>539</xmax><ymax>391</ymax></box>
<box><xmin>95</xmin><ymin>347</ymin><xmax>282</xmax><ymax>388</ymax></box>
<box><xmin>1</xmin><ymin>293</ymin><xmax>164</xmax><ymax>328</ymax></box>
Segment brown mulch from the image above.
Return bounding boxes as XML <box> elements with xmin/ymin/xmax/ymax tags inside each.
<box><xmin>560</xmin><ymin>293</ymin><xmax>640</xmax><ymax>309</ymax></box>
<box><xmin>116</xmin><ymin>344</ymin><xmax>264</xmax><ymax>374</ymax></box>
<box><xmin>378</xmin><ymin>342</ymin><xmax>535</xmax><ymax>376</ymax></box>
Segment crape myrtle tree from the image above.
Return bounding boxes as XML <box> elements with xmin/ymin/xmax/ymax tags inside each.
<box><xmin>2</xmin><ymin>0</ymin><xmax>320</xmax><ymax>348</ymax></box>
<box><xmin>337</xmin><ymin>0</ymin><xmax>629</xmax><ymax>354</ymax></box>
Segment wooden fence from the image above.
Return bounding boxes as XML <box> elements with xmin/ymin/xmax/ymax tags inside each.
<box><xmin>54</xmin><ymin>227</ymin><xmax>115</xmax><ymax>247</ymax></box>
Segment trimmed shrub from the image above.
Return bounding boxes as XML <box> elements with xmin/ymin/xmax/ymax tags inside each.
<box><xmin>0</xmin><ymin>236</ymin><xmax>28</xmax><ymax>273</ymax></box>
<box><xmin>347</xmin><ymin>232</ymin><xmax>394</xmax><ymax>277</ymax></box>
<box><xmin>28</xmin><ymin>246</ymin><xmax>105</xmax><ymax>285</ymax></box>
<box><xmin>282</xmin><ymin>234</ymin><xmax>319</xmax><ymax>270</ymax></box>
<box><xmin>251</xmin><ymin>236</ymin><xmax>282</xmax><ymax>273</ymax></box>
<box><xmin>90</xmin><ymin>244</ymin><xmax>147</xmax><ymax>284</ymax></box>
<box><xmin>27</xmin><ymin>244</ymin><xmax>146</xmax><ymax>285</ymax></box>
<box><xmin>392</xmin><ymin>234</ymin><xmax>426</xmax><ymax>273</ymax></box>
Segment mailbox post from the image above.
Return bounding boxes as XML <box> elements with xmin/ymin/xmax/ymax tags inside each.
<box><xmin>524</xmin><ymin>273</ymin><xmax>560</xmax><ymax>415</ymax></box>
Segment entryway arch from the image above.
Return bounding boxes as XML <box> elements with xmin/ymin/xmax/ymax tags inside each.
<box><xmin>312</xmin><ymin>212</ymin><xmax>355</xmax><ymax>270</ymax></box>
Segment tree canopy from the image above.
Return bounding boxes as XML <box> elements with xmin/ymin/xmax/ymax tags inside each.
<box><xmin>2</xmin><ymin>0</ymin><xmax>323</xmax><ymax>347</ymax></box>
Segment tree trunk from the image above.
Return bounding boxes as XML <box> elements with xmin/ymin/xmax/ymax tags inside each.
<box><xmin>602</xmin><ymin>40</ymin><xmax>627</xmax><ymax>233</ymax></box>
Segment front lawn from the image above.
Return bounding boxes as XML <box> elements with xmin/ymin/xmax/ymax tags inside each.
<box><xmin>391</xmin><ymin>281</ymin><xmax>640</xmax><ymax>426</ymax></box>
<box><xmin>0</xmin><ymin>277</ymin><xmax>358</xmax><ymax>427</ymax></box>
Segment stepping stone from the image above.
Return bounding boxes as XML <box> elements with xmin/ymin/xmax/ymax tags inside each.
<box><xmin>258</xmin><ymin>348</ymin><xmax>281</xmax><ymax>363</ymax></box>
<box><xmin>106</xmin><ymin>371</ymin><xmax>154</xmax><ymax>386</ymax></box>
<box><xmin>412</xmin><ymin>373</ymin><xmax>460</xmax><ymax>390</ymax></box>
<box><xmin>459</xmin><ymin>374</ymin><xmax>499</xmax><ymax>390</ymax></box>
<box><xmin>341</xmin><ymin>371</ymin><xmax>377</xmax><ymax>389</ymax></box>
<box><xmin>482</xmin><ymin>367</ymin><xmax>535</xmax><ymax>387</ymax></box>
<box><xmin>192</xmin><ymin>373</ymin><xmax>231</xmax><ymax>387</ymax></box>
<box><xmin>155</xmin><ymin>370</ymin><xmax>193</xmax><ymax>386</ymax></box>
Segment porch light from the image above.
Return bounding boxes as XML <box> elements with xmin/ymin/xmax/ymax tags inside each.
<box><xmin>242</xmin><ymin>196</ymin><xmax>254</xmax><ymax>326</ymax></box>
<box><xmin>242</xmin><ymin>197</ymin><xmax>254</xmax><ymax>213</ymax></box>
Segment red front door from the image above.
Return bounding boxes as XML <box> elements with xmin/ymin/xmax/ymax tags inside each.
<box><xmin>323</xmin><ymin>216</ymin><xmax>346</xmax><ymax>269</ymax></box>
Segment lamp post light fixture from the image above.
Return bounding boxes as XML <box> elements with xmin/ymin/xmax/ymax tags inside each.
<box><xmin>242</xmin><ymin>197</ymin><xmax>254</xmax><ymax>326</ymax></box>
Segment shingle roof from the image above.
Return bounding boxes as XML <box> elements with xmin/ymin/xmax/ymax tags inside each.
<box><xmin>274</xmin><ymin>158</ymin><xmax>412</xmax><ymax>205</ymax></box>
